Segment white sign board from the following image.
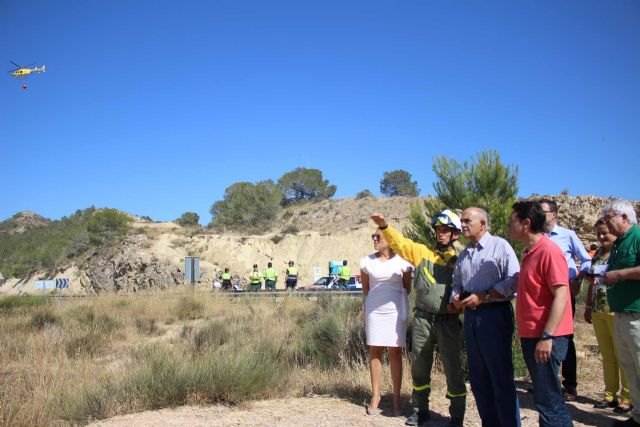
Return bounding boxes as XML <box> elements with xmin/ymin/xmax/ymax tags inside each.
<box><xmin>313</xmin><ymin>266</ymin><xmax>322</xmax><ymax>283</ymax></box>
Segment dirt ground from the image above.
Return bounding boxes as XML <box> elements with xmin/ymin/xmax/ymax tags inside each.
<box><xmin>89</xmin><ymin>379</ymin><xmax>628</xmax><ymax>427</ymax></box>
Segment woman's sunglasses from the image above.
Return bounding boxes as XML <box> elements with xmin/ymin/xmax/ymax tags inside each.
<box><xmin>371</xmin><ymin>234</ymin><xmax>381</xmax><ymax>241</ymax></box>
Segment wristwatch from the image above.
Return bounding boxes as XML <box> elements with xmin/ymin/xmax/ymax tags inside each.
<box><xmin>540</xmin><ymin>331</ymin><xmax>554</xmax><ymax>341</ymax></box>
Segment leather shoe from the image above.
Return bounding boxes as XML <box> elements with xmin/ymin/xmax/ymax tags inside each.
<box><xmin>593</xmin><ymin>400</ymin><xmax>618</xmax><ymax>409</ymax></box>
<box><xmin>563</xmin><ymin>387</ymin><xmax>578</xmax><ymax>402</ymax></box>
<box><xmin>614</xmin><ymin>405</ymin><xmax>633</xmax><ymax>414</ymax></box>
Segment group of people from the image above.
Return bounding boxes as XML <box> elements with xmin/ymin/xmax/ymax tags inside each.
<box><xmin>218</xmin><ymin>261</ymin><xmax>300</xmax><ymax>291</ymax></box>
<box><xmin>361</xmin><ymin>198</ymin><xmax>640</xmax><ymax>427</ymax></box>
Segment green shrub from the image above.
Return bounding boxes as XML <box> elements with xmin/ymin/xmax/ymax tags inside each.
<box><xmin>192</xmin><ymin>320</ymin><xmax>231</xmax><ymax>352</ymax></box>
<box><xmin>355</xmin><ymin>189</ymin><xmax>374</xmax><ymax>199</ymax></box>
<box><xmin>65</xmin><ymin>332</ymin><xmax>107</xmax><ymax>358</ymax></box>
<box><xmin>113</xmin><ymin>298</ymin><xmax>130</xmax><ymax>309</ymax></box>
<box><xmin>87</xmin><ymin>209</ymin><xmax>131</xmax><ymax>246</ymax></box>
<box><xmin>0</xmin><ymin>208</ymin><xmax>98</xmax><ymax>277</ymax></box>
<box><xmin>174</xmin><ymin>297</ymin><xmax>205</xmax><ymax>320</ymax></box>
<box><xmin>60</xmin><ymin>342</ymin><xmax>289</xmax><ymax>421</ymax></box>
<box><xmin>294</xmin><ymin>313</ymin><xmax>344</xmax><ymax>369</ymax></box>
<box><xmin>73</xmin><ymin>306</ymin><xmax>121</xmax><ymax>334</ymax></box>
<box><xmin>135</xmin><ymin>318</ymin><xmax>160</xmax><ymax>336</ymax></box>
<box><xmin>30</xmin><ymin>309</ymin><xmax>60</xmax><ymax>329</ymax></box>
<box><xmin>0</xmin><ymin>295</ymin><xmax>49</xmax><ymax>312</ymax></box>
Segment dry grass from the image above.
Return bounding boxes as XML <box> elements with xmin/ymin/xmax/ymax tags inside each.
<box><xmin>0</xmin><ymin>293</ymin><xmax>368</xmax><ymax>426</ymax></box>
<box><xmin>0</xmin><ymin>293</ymin><xmax>606</xmax><ymax>427</ymax></box>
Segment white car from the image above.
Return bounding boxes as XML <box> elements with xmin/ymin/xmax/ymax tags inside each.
<box><xmin>300</xmin><ymin>276</ymin><xmax>362</xmax><ymax>291</ymax></box>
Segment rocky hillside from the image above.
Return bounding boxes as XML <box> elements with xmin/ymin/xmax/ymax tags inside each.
<box><xmin>1</xmin><ymin>195</ymin><xmax>637</xmax><ymax>295</ymax></box>
<box><xmin>0</xmin><ymin>211</ymin><xmax>51</xmax><ymax>235</ymax></box>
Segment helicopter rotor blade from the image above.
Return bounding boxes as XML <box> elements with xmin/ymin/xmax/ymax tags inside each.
<box><xmin>10</xmin><ymin>60</ymin><xmax>21</xmax><ymax>68</ymax></box>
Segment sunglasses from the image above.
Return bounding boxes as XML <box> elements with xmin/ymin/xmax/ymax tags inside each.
<box><xmin>371</xmin><ymin>234</ymin><xmax>381</xmax><ymax>241</ymax></box>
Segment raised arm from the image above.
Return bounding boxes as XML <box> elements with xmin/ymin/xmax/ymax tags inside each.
<box><xmin>370</xmin><ymin>212</ymin><xmax>435</xmax><ymax>267</ymax></box>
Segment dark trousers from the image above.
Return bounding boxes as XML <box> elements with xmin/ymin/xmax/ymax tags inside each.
<box><xmin>464</xmin><ymin>302</ymin><xmax>521</xmax><ymax>427</ymax></box>
<box><xmin>411</xmin><ymin>313</ymin><xmax>466</xmax><ymax>423</ymax></box>
<box><xmin>286</xmin><ymin>279</ymin><xmax>297</xmax><ymax>289</ymax></box>
<box><xmin>561</xmin><ymin>295</ymin><xmax>577</xmax><ymax>391</ymax></box>
<box><xmin>521</xmin><ymin>336</ymin><xmax>573</xmax><ymax>427</ymax></box>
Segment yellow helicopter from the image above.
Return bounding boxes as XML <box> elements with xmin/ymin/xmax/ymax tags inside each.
<box><xmin>9</xmin><ymin>61</ymin><xmax>45</xmax><ymax>77</ymax></box>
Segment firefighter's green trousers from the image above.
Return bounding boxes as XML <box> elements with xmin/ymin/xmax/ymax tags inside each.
<box><xmin>411</xmin><ymin>311</ymin><xmax>466</xmax><ymax>423</ymax></box>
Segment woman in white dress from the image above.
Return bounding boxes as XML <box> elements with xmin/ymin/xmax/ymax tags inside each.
<box><xmin>361</xmin><ymin>230</ymin><xmax>412</xmax><ymax>416</ymax></box>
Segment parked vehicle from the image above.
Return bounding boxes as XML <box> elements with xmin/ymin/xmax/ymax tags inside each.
<box><xmin>300</xmin><ymin>275</ymin><xmax>362</xmax><ymax>291</ymax></box>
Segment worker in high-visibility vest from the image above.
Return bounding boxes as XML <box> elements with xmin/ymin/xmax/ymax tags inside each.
<box><xmin>249</xmin><ymin>264</ymin><xmax>262</xmax><ymax>291</ymax></box>
<box><xmin>221</xmin><ymin>268</ymin><xmax>232</xmax><ymax>290</ymax></box>
<box><xmin>337</xmin><ymin>260</ymin><xmax>351</xmax><ymax>289</ymax></box>
<box><xmin>285</xmin><ymin>261</ymin><xmax>299</xmax><ymax>290</ymax></box>
<box><xmin>371</xmin><ymin>209</ymin><xmax>466</xmax><ymax>427</ymax></box>
<box><xmin>263</xmin><ymin>262</ymin><xmax>278</xmax><ymax>291</ymax></box>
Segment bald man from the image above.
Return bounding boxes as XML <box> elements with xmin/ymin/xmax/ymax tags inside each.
<box><xmin>452</xmin><ymin>207</ymin><xmax>522</xmax><ymax>427</ymax></box>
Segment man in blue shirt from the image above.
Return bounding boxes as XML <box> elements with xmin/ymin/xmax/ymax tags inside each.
<box><xmin>540</xmin><ymin>199</ymin><xmax>592</xmax><ymax>401</ymax></box>
<box><xmin>452</xmin><ymin>207</ymin><xmax>521</xmax><ymax>427</ymax></box>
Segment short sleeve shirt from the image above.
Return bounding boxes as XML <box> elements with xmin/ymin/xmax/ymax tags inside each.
<box><xmin>607</xmin><ymin>225</ymin><xmax>640</xmax><ymax>313</ymax></box>
<box><xmin>516</xmin><ymin>235</ymin><xmax>573</xmax><ymax>338</ymax></box>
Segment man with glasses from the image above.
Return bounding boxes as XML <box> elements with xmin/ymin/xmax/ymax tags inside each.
<box><xmin>539</xmin><ymin>199</ymin><xmax>591</xmax><ymax>401</ymax></box>
<box><xmin>451</xmin><ymin>207</ymin><xmax>521</xmax><ymax>427</ymax></box>
<box><xmin>371</xmin><ymin>210</ymin><xmax>466</xmax><ymax>427</ymax></box>
<box><xmin>601</xmin><ymin>200</ymin><xmax>640</xmax><ymax>427</ymax></box>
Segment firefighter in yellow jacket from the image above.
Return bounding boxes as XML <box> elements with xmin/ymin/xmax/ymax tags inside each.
<box><xmin>371</xmin><ymin>210</ymin><xmax>466</xmax><ymax>427</ymax></box>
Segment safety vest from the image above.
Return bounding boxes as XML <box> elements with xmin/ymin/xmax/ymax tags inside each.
<box><xmin>250</xmin><ymin>270</ymin><xmax>261</xmax><ymax>284</ymax></box>
<box><xmin>338</xmin><ymin>266</ymin><xmax>351</xmax><ymax>280</ymax></box>
<box><xmin>286</xmin><ymin>267</ymin><xmax>298</xmax><ymax>279</ymax></box>
<box><xmin>222</xmin><ymin>272</ymin><xmax>231</xmax><ymax>281</ymax></box>
<box><xmin>263</xmin><ymin>267</ymin><xmax>277</xmax><ymax>281</ymax></box>
<box><xmin>380</xmin><ymin>224</ymin><xmax>461</xmax><ymax>315</ymax></box>
<box><xmin>413</xmin><ymin>250</ymin><xmax>459</xmax><ymax>314</ymax></box>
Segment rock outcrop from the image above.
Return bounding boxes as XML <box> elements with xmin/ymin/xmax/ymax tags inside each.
<box><xmin>83</xmin><ymin>235</ymin><xmax>183</xmax><ymax>293</ymax></box>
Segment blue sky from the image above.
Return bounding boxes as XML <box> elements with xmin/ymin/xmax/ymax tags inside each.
<box><xmin>1</xmin><ymin>0</ymin><xmax>639</xmax><ymax>224</ymax></box>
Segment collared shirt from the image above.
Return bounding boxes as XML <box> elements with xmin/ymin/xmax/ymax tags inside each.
<box><xmin>607</xmin><ymin>225</ymin><xmax>640</xmax><ymax>313</ymax></box>
<box><xmin>548</xmin><ymin>224</ymin><xmax>591</xmax><ymax>279</ymax></box>
<box><xmin>451</xmin><ymin>232</ymin><xmax>520</xmax><ymax>299</ymax></box>
<box><xmin>517</xmin><ymin>235</ymin><xmax>572</xmax><ymax>337</ymax></box>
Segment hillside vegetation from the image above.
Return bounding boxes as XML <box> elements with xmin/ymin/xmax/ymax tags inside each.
<box><xmin>1</xmin><ymin>194</ymin><xmax>636</xmax><ymax>296</ymax></box>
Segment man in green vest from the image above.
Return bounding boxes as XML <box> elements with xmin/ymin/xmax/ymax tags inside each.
<box><xmin>337</xmin><ymin>260</ymin><xmax>351</xmax><ymax>289</ymax></box>
<box><xmin>285</xmin><ymin>261</ymin><xmax>299</xmax><ymax>290</ymax></box>
<box><xmin>371</xmin><ymin>209</ymin><xmax>466</xmax><ymax>427</ymax></box>
<box><xmin>263</xmin><ymin>262</ymin><xmax>278</xmax><ymax>291</ymax></box>
<box><xmin>249</xmin><ymin>264</ymin><xmax>262</xmax><ymax>292</ymax></box>
<box><xmin>221</xmin><ymin>268</ymin><xmax>232</xmax><ymax>291</ymax></box>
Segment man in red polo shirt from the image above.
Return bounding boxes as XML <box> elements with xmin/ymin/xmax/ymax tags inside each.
<box><xmin>509</xmin><ymin>201</ymin><xmax>574</xmax><ymax>427</ymax></box>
